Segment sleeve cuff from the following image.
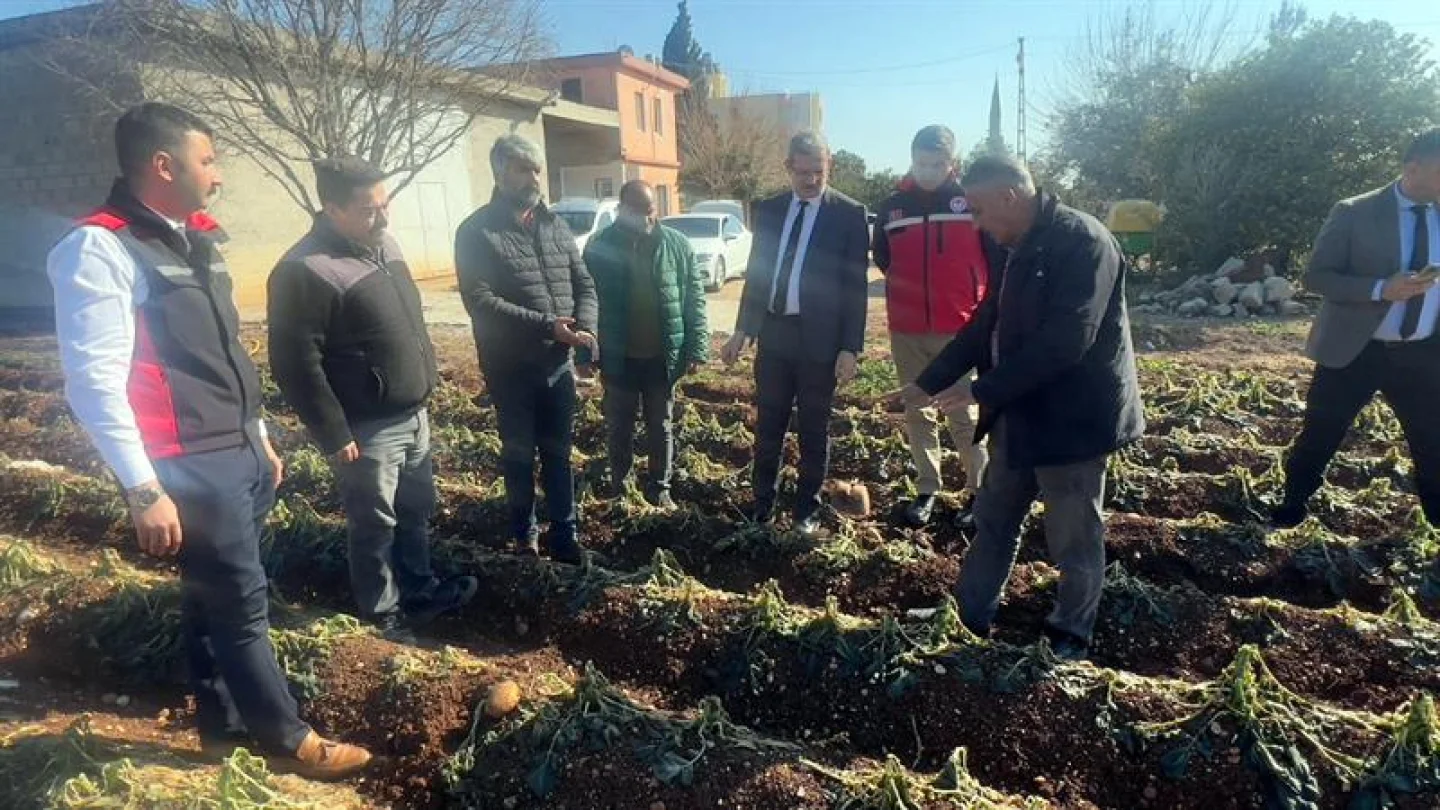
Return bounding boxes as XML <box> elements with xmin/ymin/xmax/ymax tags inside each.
<box><xmin>110</xmin><ymin>450</ymin><xmax>157</xmax><ymax>490</ymax></box>
<box><xmin>255</xmin><ymin>419</ymin><xmax>267</xmax><ymax>440</ymax></box>
<box><xmin>1372</xmin><ymin>280</ymin><xmax>1386</xmax><ymax>302</ymax></box>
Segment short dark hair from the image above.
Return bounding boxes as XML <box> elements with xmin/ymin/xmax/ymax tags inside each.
<box><xmin>114</xmin><ymin>103</ymin><xmax>214</xmax><ymax>179</ymax></box>
<box><xmin>960</xmin><ymin>154</ymin><xmax>1035</xmax><ymax>193</ymax></box>
<box><xmin>619</xmin><ymin>179</ymin><xmax>652</xmax><ymax>206</ymax></box>
<box><xmin>1404</xmin><ymin>129</ymin><xmax>1440</xmax><ymax>164</ymax></box>
<box><xmin>313</xmin><ymin>156</ymin><xmax>386</xmax><ymax>207</ymax></box>
<box><xmin>911</xmin><ymin>125</ymin><xmax>956</xmax><ymax>156</ymax></box>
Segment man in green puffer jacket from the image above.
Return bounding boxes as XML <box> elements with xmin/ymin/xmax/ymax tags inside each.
<box><xmin>583</xmin><ymin>180</ymin><xmax>709</xmax><ymax>508</ymax></box>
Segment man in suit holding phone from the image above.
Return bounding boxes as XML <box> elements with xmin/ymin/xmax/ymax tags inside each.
<box><xmin>1274</xmin><ymin>128</ymin><xmax>1440</xmax><ymax>528</ymax></box>
<box><xmin>720</xmin><ymin>131</ymin><xmax>870</xmax><ymax>537</ymax></box>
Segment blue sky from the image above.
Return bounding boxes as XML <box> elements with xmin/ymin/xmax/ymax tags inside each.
<box><xmin>5</xmin><ymin>0</ymin><xmax>1438</xmax><ymax>172</ymax></box>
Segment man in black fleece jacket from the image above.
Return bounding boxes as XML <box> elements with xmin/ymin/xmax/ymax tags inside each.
<box><xmin>268</xmin><ymin>157</ymin><xmax>476</xmax><ymax>643</ymax></box>
<box><xmin>454</xmin><ymin>135</ymin><xmax>598</xmax><ymax>563</ymax></box>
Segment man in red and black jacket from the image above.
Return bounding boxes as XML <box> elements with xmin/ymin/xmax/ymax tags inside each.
<box><xmin>874</xmin><ymin>125</ymin><xmax>1003</xmax><ymax>527</ymax></box>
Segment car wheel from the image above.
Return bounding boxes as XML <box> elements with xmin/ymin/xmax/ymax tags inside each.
<box><xmin>707</xmin><ymin>259</ymin><xmax>726</xmax><ymax>292</ymax></box>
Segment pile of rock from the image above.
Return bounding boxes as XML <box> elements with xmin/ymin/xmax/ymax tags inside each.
<box><xmin>1134</xmin><ymin>256</ymin><xmax>1309</xmax><ymax>319</ymax></box>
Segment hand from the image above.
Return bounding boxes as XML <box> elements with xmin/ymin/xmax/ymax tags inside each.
<box><xmin>261</xmin><ymin>436</ymin><xmax>284</xmax><ymax>489</ymax></box>
<box><xmin>575</xmin><ymin>330</ymin><xmax>600</xmax><ymax>361</ymax></box>
<box><xmin>933</xmin><ymin>380</ymin><xmax>975</xmax><ymax>411</ymax></box>
<box><xmin>552</xmin><ymin>317</ymin><xmax>587</xmax><ymax>347</ymax></box>
<box><xmin>1381</xmin><ymin>273</ymin><xmax>1435</xmax><ymax>302</ymax></box>
<box><xmin>720</xmin><ymin>333</ymin><xmax>750</xmax><ymax>367</ymax></box>
<box><xmin>128</xmin><ymin>484</ymin><xmax>182</xmax><ymax>557</ymax></box>
<box><xmin>834</xmin><ymin>351</ymin><xmax>858</xmax><ymax>386</ymax></box>
<box><xmin>332</xmin><ymin>441</ymin><xmax>361</xmax><ymax>464</ymax></box>
<box><xmin>885</xmin><ymin>382</ymin><xmax>929</xmax><ymax>410</ymax></box>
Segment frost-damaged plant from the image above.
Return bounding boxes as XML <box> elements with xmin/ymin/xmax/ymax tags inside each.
<box><xmin>384</xmin><ymin>646</ymin><xmax>486</xmax><ymax>697</ymax></box>
<box><xmin>805</xmin><ymin>747</ymin><xmax>1049</xmax><ymax>810</ymax></box>
<box><xmin>1391</xmin><ymin>508</ymin><xmax>1440</xmax><ymax>602</ymax></box>
<box><xmin>69</xmin><ymin>550</ymin><xmax>186</xmax><ymax>685</ymax></box>
<box><xmin>1351</xmin><ymin>694</ymin><xmax>1440</xmax><ymax>808</ymax></box>
<box><xmin>269</xmin><ymin>614</ymin><xmax>372</xmax><ymax>701</ymax></box>
<box><xmin>1103</xmin><ymin>561</ymin><xmax>1176</xmax><ymax>627</ymax></box>
<box><xmin>449</xmin><ymin>662</ymin><xmax>793</xmax><ymax>799</ymax></box>
<box><xmin>1137</xmin><ymin>644</ymin><xmax>1381</xmax><ymax>808</ymax></box>
<box><xmin>0</xmin><ymin>537</ymin><xmax>58</xmax><ymax>591</ymax></box>
<box><xmin>1272</xmin><ymin>519</ymin><xmax>1380</xmax><ymax>599</ymax></box>
<box><xmin>638</xmin><ymin>548</ymin><xmax>715</xmax><ymax>630</ymax></box>
<box><xmin>0</xmin><ymin>717</ymin><xmax>106</xmax><ymax>807</ymax></box>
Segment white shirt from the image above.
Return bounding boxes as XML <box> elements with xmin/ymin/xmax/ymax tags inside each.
<box><xmin>1373</xmin><ymin>185</ymin><xmax>1440</xmax><ymax>341</ymax></box>
<box><xmin>47</xmin><ymin>215</ymin><xmax>264</xmax><ymax>489</ymax></box>
<box><xmin>769</xmin><ymin>191</ymin><xmax>824</xmax><ymax>315</ymax></box>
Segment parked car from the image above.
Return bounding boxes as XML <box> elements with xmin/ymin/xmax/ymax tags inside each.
<box><xmin>662</xmin><ymin>213</ymin><xmax>752</xmax><ymax>292</ymax></box>
<box><xmin>688</xmin><ymin>199</ymin><xmax>747</xmax><ymax>227</ymax></box>
<box><xmin>551</xmin><ymin>197</ymin><xmax>619</xmax><ymax>253</ymax></box>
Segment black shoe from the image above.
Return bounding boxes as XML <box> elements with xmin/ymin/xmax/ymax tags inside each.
<box><xmin>649</xmin><ymin>490</ymin><xmax>677</xmax><ymax>511</ymax></box>
<box><xmin>406</xmin><ymin>576</ymin><xmax>478</xmax><ymax>625</ymax></box>
<box><xmin>1042</xmin><ymin>624</ymin><xmax>1089</xmax><ymax>661</ymax></box>
<box><xmin>793</xmin><ymin>514</ymin><xmax>822</xmax><ymax>539</ymax></box>
<box><xmin>546</xmin><ymin>532</ymin><xmax>585</xmax><ymax>565</ymax></box>
<box><xmin>904</xmin><ymin>494</ymin><xmax>936</xmax><ymax>527</ymax></box>
<box><xmin>1269</xmin><ymin>502</ymin><xmax>1307</xmax><ymax>529</ymax></box>
<box><xmin>376</xmin><ymin>612</ymin><xmax>418</xmax><ymax>645</ymax></box>
<box><xmin>514</xmin><ymin>529</ymin><xmax>541</xmax><ymax>557</ymax></box>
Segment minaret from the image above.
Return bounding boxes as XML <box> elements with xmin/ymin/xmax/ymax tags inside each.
<box><xmin>988</xmin><ymin>76</ymin><xmax>1003</xmax><ymax>148</ymax></box>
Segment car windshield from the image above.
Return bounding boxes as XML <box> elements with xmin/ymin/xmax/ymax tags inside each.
<box><xmin>664</xmin><ymin>217</ymin><xmax>721</xmax><ymax>238</ymax></box>
<box><xmin>555</xmin><ymin>211</ymin><xmax>596</xmax><ymax>235</ymax></box>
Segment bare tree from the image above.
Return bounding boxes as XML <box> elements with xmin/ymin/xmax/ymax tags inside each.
<box><xmin>45</xmin><ymin>0</ymin><xmax>549</xmax><ymax>211</ymax></box>
<box><xmin>677</xmin><ymin>95</ymin><xmax>786</xmax><ymax>203</ymax></box>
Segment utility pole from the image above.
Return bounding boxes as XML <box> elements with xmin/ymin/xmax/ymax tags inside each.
<box><xmin>1016</xmin><ymin>36</ymin><xmax>1027</xmax><ymax>163</ymax></box>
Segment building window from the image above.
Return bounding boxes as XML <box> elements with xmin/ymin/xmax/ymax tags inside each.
<box><xmin>560</xmin><ymin>78</ymin><xmax>583</xmax><ymax>103</ymax></box>
<box><xmin>654</xmin><ymin>98</ymin><xmax>664</xmax><ymax>136</ymax></box>
<box><xmin>595</xmin><ymin>178</ymin><xmax>615</xmax><ymax>198</ymax></box>
<box><xmin>635</xmin><ymin>91</ymin><xmax>647</xmax><ymax>132</ymax></box>
<box><xmin>656</xmin><ymin>184</ymin><xmax>671</xmax><ymax>217</ymax></box>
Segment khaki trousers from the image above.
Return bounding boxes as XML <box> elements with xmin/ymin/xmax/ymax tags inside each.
<box><xmin>891</xmin><ymin>331</ymin><xmax>989</xmax><ymax>495</ymax></box>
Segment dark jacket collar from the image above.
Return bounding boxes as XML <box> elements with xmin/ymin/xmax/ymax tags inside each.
<box><xmin>310</xmin><ymin>213</ymin><xmax>378</xmax><ymax>259</ymax></box>
<box><xmin>485</xmin><ymin>188</ymin><xmax>555</xmax><ymax>230</ymax></box>
<box><xmin>103</xmin><ymin>178</ymin><xmax>189</xmax><ymax>253</ymax></box>
<box><xmin>1016</xmin><ymin>189</ymin><xmax>1061</xmax><ymax>250</ymax></box>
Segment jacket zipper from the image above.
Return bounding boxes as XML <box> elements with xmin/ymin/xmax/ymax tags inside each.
<box><xmin>921</xmin><ymin>213</ymin><xmax>932</xmax><ymax>332</ymax></box>
<box><xmin>377</xmin><ymin>257</ymin><xmax>434</xmax><ymax>394</ymax></box>
<box><xmin>193</xmin><ymin>253</ymin><xmax>253</xmax><ymax>436</ymax></box>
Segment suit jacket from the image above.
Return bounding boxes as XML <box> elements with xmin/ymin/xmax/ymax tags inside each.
<box><xmin>735</xmin><ymin>188</ymin><xmax>869</xmax><ymax>363</ymax></box>
<box><xmin>915</xmin><ymin>192</ymin><xmax>1145</xmax><ymax>468</ymax></box>
<box><xmin>1304</xmin><ymin>182</ymin><xmax>1406</xmax><ymax>369</ymax></box>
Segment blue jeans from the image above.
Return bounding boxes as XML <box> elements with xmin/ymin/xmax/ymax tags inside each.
<box><xmin>486</xmin><ymin>362</ymin><xmax>578</xmax><ymax>541</ymax></box>
<box><xmin>334</xmin><ymin>409</ymin><xmax>439</xmax><ymax>619</ymax></box>
<box><xmin>155</xmin><ymin>431</ymin><xmax>310</xmax><ymax>755</ymax></box>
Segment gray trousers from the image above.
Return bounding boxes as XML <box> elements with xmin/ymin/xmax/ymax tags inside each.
<box><xmin>957</xmin><ymin>416</ymin><xmax>1109</xmax><ymax>641</ymax></box>
<box><xmin>603</xmin><ymin>357</ymin><xmax>675</xmax><ymax>494</ymax></box>
<box><xmin>334</xmin><ymin>409</ymin><xmax>438</xmax><ymax>619</ymax></box>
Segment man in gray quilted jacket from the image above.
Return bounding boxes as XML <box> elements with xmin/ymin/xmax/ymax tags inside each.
<box><xmin>454</xmin><ymin>135</ymin><xmax>598</xmax><ymax>564</ymax></box>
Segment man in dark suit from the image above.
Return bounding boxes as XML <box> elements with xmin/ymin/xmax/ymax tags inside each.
<box><xmin>901</xmin><ymin>155</ymin><xmax>1145</xmax><ymax>660</ymax></box>
<box><xmin>720</xmin><ymin>131</ymin><xmax>870</xmax><ymax>537</ymax></box>
<box><xmin>1274</xmin><ymin>129</ymin><xmax>1440</xmax><ymax>528</ymax></box>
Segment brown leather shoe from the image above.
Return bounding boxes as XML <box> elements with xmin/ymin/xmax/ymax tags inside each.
<box><xmin>282</xmin><ymin>730</ymin><xmax>372</xmax><ymax>781</ymax></box>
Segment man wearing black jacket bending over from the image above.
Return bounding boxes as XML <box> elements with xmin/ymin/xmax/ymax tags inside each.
<box><xmin>900</xmin><ymin>155</ymin><xmax>1144</xmax><ymax>660</ymax></box>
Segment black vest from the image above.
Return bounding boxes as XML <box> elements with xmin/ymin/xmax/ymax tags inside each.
<box><xmin>76</xmin><ymin>180</ymin><xmax>262</xmax><ymax>459</ymax></box>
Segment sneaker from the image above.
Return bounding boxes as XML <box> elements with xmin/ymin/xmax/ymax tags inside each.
<box><xmin>407</xmin><ymin>576</ymin><xmax>478</xmax><ymax>625</ymax></box>
<box><xmin>514</xmin><ymin>528</ymin><xmax>541</xmax><ymax>557</ymax></box>
<box><xmin>279</xmin><ymin>730</ymin><xmax>373</xmax><ymax>781</ymax></box>
<box><xmin>793</xmin><ymin>514</ymin><xmax>822</xmax><ymax>539</ymax></box>
<box><xmin>904</xmin><ymin>494</ymin><xmax>936</xmax><ymax>527</ymax></box>
<box><xmin>546</xmin><ymin>531</ymin><xmax>585</xmax><ymax>565</ymax></box>
<box><xmin>649</xmin><ymin>490</ymin><xmax>677</xmax><ymax>511</ymax></box>
<box><xmin>1269</xmin><ymin>502</ymin><xmax>1308</xmax><ymax>529</ymax></box>
<box><xmin>376</xmin><ymin>612</ymin><xmax>418</xmax><ymax>645</ymax></box>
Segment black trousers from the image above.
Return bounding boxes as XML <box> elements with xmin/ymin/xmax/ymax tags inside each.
<box><xmin>155</xmin><ymin>431</ymin><xmax>310</xmax><ymax>755</ymax></box>
<box><xmin>1284</xmin><ymin>338</ymin><xmax>1440</xmax><ymax>522</ymax></box>
<box><xmin>485</xmin><ymin>361</ymin><xmax>578</xmax><ymax>541</ymax></box>
<box><xmin>752</xmin><ymin>315</ymin><xmax>838</xmax><ymax>520</ymax></box>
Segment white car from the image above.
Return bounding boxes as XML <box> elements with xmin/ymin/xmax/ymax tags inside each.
<box><xmin>662</xmin><ymin>213</ymin><xmax>752</xmax><ymax>291</ymax></box>
<box><xmin>689</xmin><ymin>199</ymin><xmax>748</xmax><ymax>227</ymax></box>
<box><xmin>551</xmin><ymin>197</ymin><xmax>619</xmax><ymax>253</ymax></box>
